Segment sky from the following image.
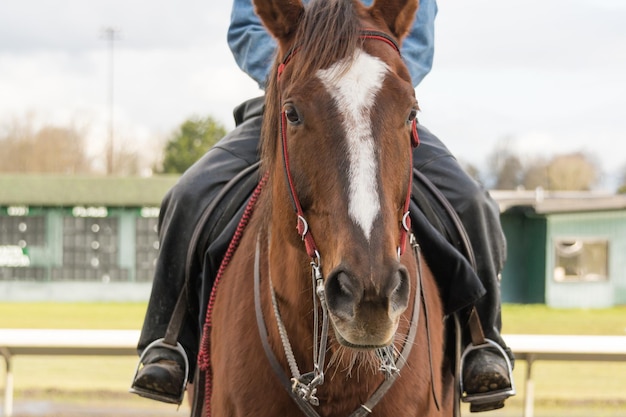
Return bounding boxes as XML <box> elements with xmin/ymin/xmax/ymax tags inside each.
<box><xmin>0</xmin><ymin>0</ymin><xmax>625</xmax><ymax>189</ymax></box>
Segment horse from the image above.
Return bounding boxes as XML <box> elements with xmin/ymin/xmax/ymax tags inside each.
<box><xmin>198</xmin><ymin>0</ymin><xmax>454</xmax><ymax>415</ymax></box>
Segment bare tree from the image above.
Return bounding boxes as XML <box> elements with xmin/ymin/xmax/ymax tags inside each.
<box><xmin>522</xmin><ymin>156</ymin><xmax>550</xmax><ymax>190</ymax></box>
<box><xmin>480</xmin><ymin>137</ymin><xmax>602</xmax><ymax>191</ymax></box>
<box><xmin>494</xmin><ymin>155</ymin><xmax>523</xmax><ymax>190</ymax></box>
<box><xmin>486</xmin><ymin>137</ymin><xmax>524</xmax><ymax>189</ymax></box>
<box><xmin>0</xmin><ymin>116</ymin><xmax>93</xmax><ymax>174</ymax></box>
<box><xmin>546</xmin><ymin>152</ymin><xmax>599</xmax><ymax>191</ymax></box>
<box><xmin>33</xmin><ymin>126</ymin><xmax>92</xmax><ymax>173</ymax></box>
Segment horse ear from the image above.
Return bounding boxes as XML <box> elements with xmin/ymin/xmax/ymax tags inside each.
<box><xmin>368</xmin><ymin>0</ymin><xmax>419</xmax><ymax>40</ymax></box>
<box><xmin>253</xmin><ymin>0</ymin><xmax>305</xmax><ymax>44</ymax></box>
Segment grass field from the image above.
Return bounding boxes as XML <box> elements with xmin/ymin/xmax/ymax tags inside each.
<box><xmin>1</xmin><ymin>302</ymin><xmax>625</xmax><ymax>416</ymax></box>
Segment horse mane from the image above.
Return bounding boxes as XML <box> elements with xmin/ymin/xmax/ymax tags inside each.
<box><xmin>259</xmin><ymin>0</ymin><xmax>361</xmax><ymax>175</ymax></box>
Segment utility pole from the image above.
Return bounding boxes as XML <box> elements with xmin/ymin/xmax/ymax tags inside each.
<box><xmin>102</xmin><ymin>27</ymin><xmax>120</xmax><ymax>175</ymax></box>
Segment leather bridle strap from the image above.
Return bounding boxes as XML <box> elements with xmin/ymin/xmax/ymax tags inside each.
<box><xmin>253</xmin><ymin>235</ymin><xmax>322</xmax><ymax>417</ymax></box>
<box><xmin>280</xmin><ymin>109</ymin><xmax>320</xmax><ymax>259</ymax></box>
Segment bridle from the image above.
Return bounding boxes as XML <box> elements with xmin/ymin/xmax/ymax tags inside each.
<box><xmin>255</xmin><ymin>233</ymin><xmax>433</xmax><ymax>417</ymax></box>
<box><xmin>278</xmin><ymin>30</ymin><xmax>420</xmax><ymax>267</ymax></box>
<box><xmin>254</xmin><ymin>30</ymin><xmax>440</xmax><ymax>415</ymax></box>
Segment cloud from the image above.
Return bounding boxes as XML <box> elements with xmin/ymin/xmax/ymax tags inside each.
<box><xmin>0</xmin><ymin>1</ymin><xmax>258</xmax><ymax>128</ymax></box>
<box><xmin>435</xmin><ymin>0</ymin><xmax>626</xmax><ymax>71</ymax></box>
<box><xmin>0</xmin><ymin>0</ymin><xmax>625</xmax><ymax>189</ymax></box>
<box><xmin>0</xmin><ymin>0</ymin><xmax>230</xmax><ymax>53</ymax></box>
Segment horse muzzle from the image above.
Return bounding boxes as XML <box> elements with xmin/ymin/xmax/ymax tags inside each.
<box><xmin>324</xmin><ymin>264</ymin><xmax>410</xmax><ymax>349</ymax></box>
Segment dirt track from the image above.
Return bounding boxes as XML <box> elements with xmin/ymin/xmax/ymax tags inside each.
<box><xmin>11</xmin><ymin>403</ymin><xmax>183</xmax><ymax>417</ymax></box>
<box><xmin>8</xmin><ymin>390</ymin><xmax>189</xmax><ymax>417</ymax></box>
<box><xmin>8</xmin><ymin>390</ymin><xmax>626</xmax><ymax>417</ymax></box>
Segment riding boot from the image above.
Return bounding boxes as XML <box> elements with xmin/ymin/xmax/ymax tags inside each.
<box><xmin>131</xmin><ymin>347</ymin><xmax>187</xmax><ymax>404</ymax></box>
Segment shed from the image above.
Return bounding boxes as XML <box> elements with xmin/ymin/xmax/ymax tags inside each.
<box><xmin>493</xmin><ymin>190</ymin><xmax>626</xmax><ymax>308</ymax></box>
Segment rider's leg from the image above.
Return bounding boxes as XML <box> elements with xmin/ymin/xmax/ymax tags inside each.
<box><xmin>132</xmin><ymin>97</ymin><xmax>264</xmax><ymax>402</ymax></box>
<box><xmin>412</xmin><ymin>124</ymin><xmax>514</xmax><ymax>412</ymax></box>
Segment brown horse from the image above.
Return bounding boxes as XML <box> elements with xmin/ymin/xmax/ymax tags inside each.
<box><xmin>203</xmin><ymin>0</ymin><xmax>454</xmax><ymax>415</ymax></box>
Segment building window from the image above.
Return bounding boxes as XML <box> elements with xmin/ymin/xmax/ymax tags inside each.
<box><xmin>554</xmin><ymin>238</ymin><xmax>608</xmax><ymax>282</ymax></box>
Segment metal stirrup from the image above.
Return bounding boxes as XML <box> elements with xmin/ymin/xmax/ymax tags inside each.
<box><xmin>129</xmin><ymin>338</ymin><xmax>190</xmax><ymax>405</ymax></box>
<box><xmin>459</xmin><ymin>338</ymin><xmax>516</xmax><ymax>407</ymax></box>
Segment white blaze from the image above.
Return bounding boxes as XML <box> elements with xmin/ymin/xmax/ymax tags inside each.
<box><xmin>317</xmin><ymin>49</ymin><xmax>388</xmax><ymax>241</ymax></box>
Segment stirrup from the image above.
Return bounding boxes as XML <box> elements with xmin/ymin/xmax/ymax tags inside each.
<box><xmin>459</xmin><ymin>339</ymin><xmax>516</xmax><ymax>409</ymax></box>
<box><xmin>129</xmin><ymin>338</ymin><xmax>190</xmax><ymax>405</ymax></box>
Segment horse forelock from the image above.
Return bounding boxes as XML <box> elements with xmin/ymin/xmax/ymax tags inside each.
<box><xmin>291</xmin><ymin>0</ymin><xmax>361</xmax><ymax>85</ymax></box>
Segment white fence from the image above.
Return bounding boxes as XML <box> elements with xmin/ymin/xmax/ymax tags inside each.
<box><xmin>1</xmin><ymin>330</ymin><xmax>625</xmax><ymax>417</ymax></box>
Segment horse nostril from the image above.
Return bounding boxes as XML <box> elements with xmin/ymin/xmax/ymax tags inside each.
<box><xmin>387</xmin><ymin>266</ymin><xmax>410</xmax><ymax>314</ymax></box>
<box><xmin>325</xmin><ymin>271</ymin><xmax>358</xmax><ymax>320</ymax></box>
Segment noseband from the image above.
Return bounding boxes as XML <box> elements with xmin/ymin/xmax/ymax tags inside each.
<box><xmin>278</xmin><ymin>30</ymin><xmax>420</xmax><ymax>264</ymax></box>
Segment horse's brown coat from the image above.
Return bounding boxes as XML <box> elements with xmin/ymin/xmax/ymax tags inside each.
<box><xmin>207</xmin><ymin>0</ymin><xmax>453</xmax><ymax>415</ymax></box>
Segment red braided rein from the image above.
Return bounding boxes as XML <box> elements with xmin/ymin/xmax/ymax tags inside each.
<box><xmin>197</xmin><ymin>172</ymin><xmax>268</xmax><ymax>416</ymax></box>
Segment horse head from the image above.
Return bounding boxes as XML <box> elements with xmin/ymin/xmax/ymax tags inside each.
<box><xmin>256</xmin><ymin>0</ymin><xmax>420</xmax><ymax>350</ymax></box>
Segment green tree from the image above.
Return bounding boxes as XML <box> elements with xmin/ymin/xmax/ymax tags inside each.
<box><xmin>159</xmin><ymin>115</ymin><xmax>226</xmax><ymax>174</ymax></box>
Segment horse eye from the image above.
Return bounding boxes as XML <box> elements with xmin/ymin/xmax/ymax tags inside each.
<box><xmin>407</xmin><ymin>108</ymin><xmax>418</xmax><ymax>124</ymax></box>
<box><xmin>284</xmin><ymin>104</ymin><xmax>302</xmax><ymax>125</ymax></box>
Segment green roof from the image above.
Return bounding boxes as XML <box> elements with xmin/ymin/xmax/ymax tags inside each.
<box><xmin>0</xmin><ymin>174</ymin><xmax>181</xmax><ymax>207</ymax></box>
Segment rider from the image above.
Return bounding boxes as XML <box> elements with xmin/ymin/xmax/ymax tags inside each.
<box><xmin>131</xmin><ymin>0</ymin><xmax>515</xmax><ymax>412</ymax></box>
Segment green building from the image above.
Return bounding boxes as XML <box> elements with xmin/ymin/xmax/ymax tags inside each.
<box><xmin>0</xmin><ymin>174</ymin><xmax>178</xmax><ymax>301</ymax></box>
<box><xmin>495</xmin><ymin>190</ymin><xmax>626</xmax><ymax>308</ymax></box>
<box><xmin>2</xmin><ymin>175</ymin><xmax>626</xmax><ymax>307</ymax></box>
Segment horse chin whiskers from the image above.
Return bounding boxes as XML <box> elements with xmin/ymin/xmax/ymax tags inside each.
<box><xmin>327</xmin><ymin>343</ymin><xmax>380</xmax><ymax>380</ymax></box>
<box><xmin>326</xmin><ymin>329</ymin><xmax>412</xmax><ymax>381</ymax></box>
